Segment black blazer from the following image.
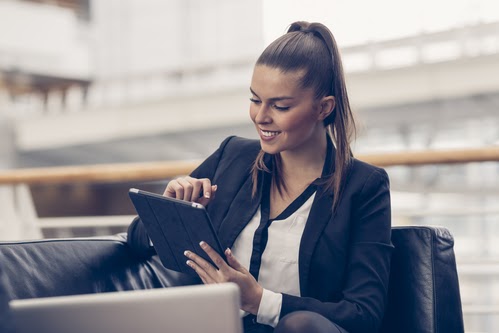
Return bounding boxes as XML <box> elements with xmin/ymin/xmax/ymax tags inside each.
<box><xmin>128</xmin><ymin>136</ymin><xmax>393</xmax><ymax>333</ymax></box>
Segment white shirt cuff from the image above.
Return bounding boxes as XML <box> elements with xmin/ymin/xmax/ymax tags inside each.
<box><xmin>256</xmin><ymin>289</ymin><xmax>282</xmax><ymax>327</ymax></box>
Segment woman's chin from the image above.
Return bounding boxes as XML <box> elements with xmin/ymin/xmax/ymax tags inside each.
<box><xmin>260</xmin><ymin>142</ymin><xmax>281</xmax><ymax>155</ymax></box>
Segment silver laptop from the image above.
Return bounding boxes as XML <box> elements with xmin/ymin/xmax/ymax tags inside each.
<box><xmin>10</xmin><ymin>283</ymin><xmax>242</xmax><ymax>333</ymax></box>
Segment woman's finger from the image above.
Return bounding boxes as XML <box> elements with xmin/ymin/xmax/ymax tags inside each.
<box><xmin>163</xmin><ymin>182</ymin><xmax>175</xmax><ymax>198</ymax></box>
<box><xmin>201</xmin><ymin>178</ymin><xmax>213</xmax><ymax>200</ymax></box>
<box><xmin>177</xmin><ymin>178</ymin><xmax>194</xmax><ymax>201</ymax></box>
<box><xmin>225</xmin><ymin>248</ymin><xmax>247</xmax><ymax>273</ymax></box>
<box><xmin>185</xmin><ymin>250</ymin><xmax>220</xmax><ymax>278</ymax></box>
<box><xmin>188</xmin><ymin>177</ymin><xmax>203</xmax><ymax>203</ymax></box>
<box><xmin>198</xmin><ymin>184</ymin><xmax>218</xmax><ymax>207</ymax></box>
<box><xmin>163</xmin><ymin>180</ymin><xmax>184</xmax><ymax>199</ymax></box>
<box><xmin>199</xmin><ymin>241</ymin><xmax>229</xmax><ymax>273</ymax></box>
<box><xmin>163</xmin><ymin>177</ymin><xmax>216</xmax><ymax>205</ymax></box>
<box><xmin>186</xmin><ymin>259</ymin><xmax>216</xmax><ymax>284</ymax></box>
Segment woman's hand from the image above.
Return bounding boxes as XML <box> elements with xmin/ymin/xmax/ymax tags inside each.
<box><xmin>163</xmin><ymin>176</ymin><xmax>217</xmax><ymax>206</ymax></box>
<box><xmin>184</xmin><ymin>242</ymin><xmax>263</xmax><ymax>315</ymax></box>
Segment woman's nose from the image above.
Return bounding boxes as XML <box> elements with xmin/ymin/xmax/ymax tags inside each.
<box><xmin>254</xmin><ymin>104</ymin><xmax>271</xmax><ymax>124</ymax></box>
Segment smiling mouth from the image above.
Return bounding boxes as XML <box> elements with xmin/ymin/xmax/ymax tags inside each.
<box><xmin>260</xmin><ymin>129</ymin><xmax>281</xmax><ymax>138</ymax></box>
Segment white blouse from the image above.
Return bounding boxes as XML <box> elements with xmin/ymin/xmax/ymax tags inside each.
<box><xmin>231</xmin><ymin>192</ymin><xmax>316</xmax><ymax>327</ymax></box>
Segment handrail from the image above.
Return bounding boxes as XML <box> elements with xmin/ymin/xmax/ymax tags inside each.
<box><xmin>361</xmin><ymin>146</ymin><xmax>499</xmax><ymax>167</ymax></box>
<box><xmin>0</xmin><ymin>160</ymin><xmax>201</xmax><ymax>185</ymax></box>
<box><xmin>1</xmin><ymin>146</ymin><xmax>499</xmax><ymax>185</ymax></box>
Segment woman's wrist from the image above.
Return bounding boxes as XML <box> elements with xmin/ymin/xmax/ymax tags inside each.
<box><xmin>248</xmin><ymin>285</ymin><xmax>263</xmax><ymax>315</ymax></box>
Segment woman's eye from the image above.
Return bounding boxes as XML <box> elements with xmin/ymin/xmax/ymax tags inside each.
<box><xmin>273</xmin><ymin>104</ymin><xmax>290</xmax><ymax>111</ymax></box>
<box><xmin>249</xmin><ymin>98</ymin><xmax>261</xmax><ymax>104</ymax></box>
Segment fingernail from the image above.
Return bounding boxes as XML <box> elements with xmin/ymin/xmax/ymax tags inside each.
<box><xmin>204</xmin><ymin>192</ymin><xmax>210</xmax><ymax>198</ymax></box>
<box><xmin>225</xmin><ymin>248</ymin><xmax>232</xmax><ymax>256</ymax></box>
<box><xmin>213</xmin><ymin>185</ymin><xmax>218</xmax><ymax>191</ymax></box>
<box><xmin>200</xmin><ymin>241</ymin><xmax>206</xmax><ymax>248</ymax></box>
<box><xmin>184</xmin><ymin>250</ymin><xmax>190</xmax><ymax>257</ymax></box>
<box><xmin>186</xmin><ymin>260</ymin><xmax>193</xmax><ymax>267</ymax></box>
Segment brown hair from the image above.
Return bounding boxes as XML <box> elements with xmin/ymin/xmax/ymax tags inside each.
<box><xmin>250</xmin><ymin>21</ymin><xmax>356</xmax><ymax>211</ymax></box>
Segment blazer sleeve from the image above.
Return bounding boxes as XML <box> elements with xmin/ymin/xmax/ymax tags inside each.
<box><xmin>280</xmin><ymin>168</ymin><xmax>393</xmax><ymax>333</ymax></box>
<box><xmin>126</xmin><ymin>136</ymin><xmax>236</xmax><ymax>258</ymax></box>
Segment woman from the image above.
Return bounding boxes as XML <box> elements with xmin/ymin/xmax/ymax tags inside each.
<box><xmin>128</xmin><ymin>21</ymin><xmax>392</xmax><ymax>333</ymax></box>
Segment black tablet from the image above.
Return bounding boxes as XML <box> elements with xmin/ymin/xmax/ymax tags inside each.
<box><xmin>128</xmin><ymin>188</ymin><xmax>226</xmax><ymax>276</ymax></box>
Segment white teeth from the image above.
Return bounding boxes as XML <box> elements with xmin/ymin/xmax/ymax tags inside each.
<box><xmin>261</xmin><ymin>130</ymin><xmax>280</xmax><ymax>137</ymax></box>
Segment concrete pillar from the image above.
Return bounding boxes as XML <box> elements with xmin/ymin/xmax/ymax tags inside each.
<box><xmin>47</xmin><ymin>90</ymin><xmax>65</xmax><ymax>114</ymax></box>
<box><xmin>0</xmin><ymin>111</ymin><xmax>15</xmax><ymax>170</ymax></box>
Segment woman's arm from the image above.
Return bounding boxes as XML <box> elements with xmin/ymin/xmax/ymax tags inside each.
<box><xmin>126</xmin><ymin>136</ymin><xmax>236</xmax><ymax>258</ymax></box>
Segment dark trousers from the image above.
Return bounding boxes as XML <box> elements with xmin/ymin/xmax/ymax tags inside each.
<box><xmin>243</xmin><ymin>314</ymin><xmax>274</xmax><ymax>333</ymax></box>
<box><xmin>243</xmin><ymin>312</ymin><xmax>349</xmax><ymax>333</ymax></box>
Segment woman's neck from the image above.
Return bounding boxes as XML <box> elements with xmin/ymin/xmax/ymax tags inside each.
<box><xmin>279</xmin><ymin>133</ymin><xmax>328</xmax><ymax>185</ymax></box>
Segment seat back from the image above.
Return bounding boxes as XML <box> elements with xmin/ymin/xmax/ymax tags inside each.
<box><xmin>380</xmin><ymin>226</ymin><xmax>465</xmax><ymax>333</ymax></box>
<box><xmin>0</xmin><ymin>235</ymin><xmax>197</xmax><ymax>300</ymax></box>
<box><xmin>0</xmin><ymin>264</ymin><xmax>14</xmax><ymax>333</ymax></box>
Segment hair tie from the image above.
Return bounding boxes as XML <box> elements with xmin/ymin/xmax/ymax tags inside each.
<box><xmin>287</xmin><ymin>21</ymin><xmax>310</xmax><ymax>33</ymax></box>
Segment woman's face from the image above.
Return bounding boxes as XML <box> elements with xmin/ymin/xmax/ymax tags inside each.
<box><xmin>249</xmin><ymin>65</ymin><xmax>328</xmax><ymax>156</ymax></box>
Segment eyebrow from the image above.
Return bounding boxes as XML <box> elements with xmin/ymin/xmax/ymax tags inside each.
<box><xmin>249</xmin><ymin>88</ymin><xmax>294</xmax><ymax>102</ymax></box>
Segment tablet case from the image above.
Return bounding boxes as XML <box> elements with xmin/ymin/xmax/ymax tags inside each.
<box><xmin>128</xmin><ymin>189</ymin><xmax>226</xmax><ymax>276</ymax></box>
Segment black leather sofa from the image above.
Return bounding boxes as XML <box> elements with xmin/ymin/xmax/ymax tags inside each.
<box><xmin>0</xmin><ymin>226</ymin><xmax>464</xmax><ymax>333</ymax></box>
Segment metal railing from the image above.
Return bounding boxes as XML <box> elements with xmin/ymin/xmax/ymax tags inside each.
<box><xmin>2</xmin><ymin>146</ymin><xmax>499</xmax><ymax>185</ymax></box>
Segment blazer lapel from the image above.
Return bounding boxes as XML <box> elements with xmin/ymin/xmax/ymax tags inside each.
<box><xmin>218</xmin><ymin>153</ymin><xmax>272</xmax><ymax>249</ymax></box>
<box><xmin>298</xmin><ymin>191</ymin><xmax>334</xmax><ymax>296</ymax></box>
<box><xmin>217</xmin><ymin>174</ymin><xmax>262</xmax><ymax>249</ymax></box>
<box><xmin>299</xmin><ymin>135</ymin><xmax>336</xmax><ymax>296</ymax></box>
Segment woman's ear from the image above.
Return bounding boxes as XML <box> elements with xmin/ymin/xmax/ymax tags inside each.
<box><xmin>318</xmin><ymin>96</ymin><xmax>336</xmax><ymax>121</ymax></box>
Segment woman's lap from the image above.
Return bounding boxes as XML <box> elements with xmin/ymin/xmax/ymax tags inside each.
<box><xmin>274</xmin><ymin>311</ymin><xmax>348</xmax><ymax>333</ymax></box>
<box><xmin>243</xmin><ymin>311</ymin><xmax>349</xmax><ymax>333</ymax></box>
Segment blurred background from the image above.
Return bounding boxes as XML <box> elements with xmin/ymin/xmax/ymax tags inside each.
<box><xmin>0</xmin><ymin>0</ymin><xmax>498</xmax><ymax>331</ymax></box>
